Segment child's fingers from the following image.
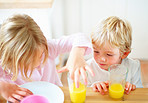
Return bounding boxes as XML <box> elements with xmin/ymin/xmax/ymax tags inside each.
<box><xmin>69</xmin><ymin>68</ymin><xmax>75</xmax><ymax>80</ymax></box>
<box><xmin>74</xmin><ymin>69</ymin><xmax>80</xmax><ymax>88</ymax></box>
<box><xmin>57</xmin><ymin>66</ymin><xmax>68</xmax><ymax>73</ymax></box>
<box><xmin>104</xmin><ymin>81</ymin><xmax>109</xmax><ymax>87</ymax></box>
<box><xmin>12</xmin><ymin>93</ymin><xmax>24</xmax><ymax>101</ymax></box>
<box><xmin>125</xmin><ymin>82</ymin><xmax>130</xmax><ymax>91</ymax></box>
<box><xmin>132</xmin><ymin>85</ymin><xmax>136</xmax><ymax>91</ymax></box>
<box><xmin>92</xmin><ymin>84</ymin><xmax>98</xmax><ymax>92</ymax></box>
<box><xmin>125</xmin><ymin>82</ymin><xmax>129</xmax><ymax>94</ymax></box>
<box><xmin>127</xmin><ymin>84</ymin><xmax>132</xmax><ymax>94</ymax></box>
<box><xmin>16</xmin><ymin>90</ymin><xmax>32</xmax><ymax>97</ymax></box>
<box><xmin>125</xmin><ymin>82</ymin><xmax>132</xmax><ymax>94</ymax></box>
<box><xmin>80</xmin><ymin>68</ymin><xmax>87</xmax><ymax>85</ymax></box>
<box><xmin>100</xmin><ymin>82</ymin><xmax>108</xmax><ymax>92</ymax></box>
<box><xmin>8</xmin><ymin>96</ymin><xmax>20</xmax><ymax>103</ymax></box>
<box><xmin>18</xmin><ymin>87</ymin><xmax>33</xmax><ymax>95</ymax></box>
<box><xmin>85</xmin><ymin>65</ymin><xmax>95</xmax><ymax>77</ymax></box>
<box><xmin>96</xmin><ymin>84</ymin><xmax>104</xmax><ymax>95</ymax></box>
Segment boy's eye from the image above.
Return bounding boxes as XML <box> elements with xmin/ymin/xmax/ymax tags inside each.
<box><xmin>107</xmin><ymin>54</ymin><xmax>113</xmax><ymax>56</ymax></box>
<box><xmin>94</xmin><ymin>51</ymin><xmax>99</xmax><ymax>53</ymax></box>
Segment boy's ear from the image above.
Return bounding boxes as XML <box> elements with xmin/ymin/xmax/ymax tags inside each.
<box><xmin>121</xmin><ymin>51</ymin><xmax>130</xmax><ymax>59</ymax></box>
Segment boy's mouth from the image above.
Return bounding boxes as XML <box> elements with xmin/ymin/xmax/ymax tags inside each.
<box><xmin>99</xmin><ymin>63</ymin><xmax>106</xmax><ymax>66</ymax></box>
<box><xmin>98</xmin><ymin>63</ymin><xmax>109</xmax><ymax>70</ymax></box>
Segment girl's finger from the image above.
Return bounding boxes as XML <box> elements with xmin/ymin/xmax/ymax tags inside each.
<box><xmin>16</xmin><ymin>90</ymin><xmax>32</xmax><ymax>97</ymax></box>
<box><xmin>8</xmin><ymin>96</ymin><xmax>20</xmax><ymax>103</ymax></box>
<box><xmin>12</xmin><ymin>93</ymin><xmax>24</xmax><ymax>101</ymax></box>
<box><xmin>74</xmin><ymin>69</ymin><xmax>80</xmax><ymax>88</ymax></box>
<box><xmin>57</xmin><ymin>66</ymin><xmax>68</xmax><ymax>73</ymax></box>
<box><xmin>80</xmin><ymin>68</ymin><xmax>87</xmax><ymax>85</ymax></box>
<box><xmin>85</xmin><ymin>65</ymin><xmax>95</xmax><ymax>76</ymax></box>
<box><xmin>18</xmin><ymin>87</ymin><xmax>33</xmax><ymax>95</ymax></box>
<box><xmin>69</xmin><ymin>67</ymin><xmax>75</xmax><ymax>80</ymax></box>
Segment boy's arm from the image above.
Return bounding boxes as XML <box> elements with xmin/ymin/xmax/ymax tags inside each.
<box><xmin>131</xmin><ymin>60</ymin><xmax>143</xmax><ymax>88</ymax></box>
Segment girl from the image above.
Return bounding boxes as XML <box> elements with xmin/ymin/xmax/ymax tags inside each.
<box><xmin>0</xmin><ymin>14</ymin><xmax>94</xmax><ymax>102</ymax></box>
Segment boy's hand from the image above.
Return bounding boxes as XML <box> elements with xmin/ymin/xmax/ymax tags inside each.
<box><xmin>0</xmin><ymin>81</ymin><xmax>33</xmax><ymax>103</ymax></box>
<box><xmin>92</xmin><ymin>81</ymin><xmax>109</xmax><ymax>95</ymax></box>
<box><xmin>58</xmin><ymin>47</ymin><xmax>94</xmax><ymax>88</ymax></box>
<box><xmin>125</xmin><ymin>82</ymin><xmax>136</xmax><ymax>94</ymax></box>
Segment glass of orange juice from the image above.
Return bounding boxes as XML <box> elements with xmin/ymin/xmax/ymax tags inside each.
<box><xmin>108</xmin><ymin>64</ymin><xmax>128</xmax><ymax>99</ymax></box>
<box><xmin>67</xmin><ymin>73</ymin><xmax>86</xmax><ymax>103</ymax></box>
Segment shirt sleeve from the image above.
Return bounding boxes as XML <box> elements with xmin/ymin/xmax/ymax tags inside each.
<box><xmin>131</xmin><ymin>60</ymin><xmax>143</xmax><ymax>88</ymax></box>
<box><xmin>0</xmin><ymin>67</ymin><xmax>13</xmax><ymax>83</ymax></box>
<box><xmin>47</xmin><ymin>33</ymin><xmax>92</xmax><ymax>59</ymax></box>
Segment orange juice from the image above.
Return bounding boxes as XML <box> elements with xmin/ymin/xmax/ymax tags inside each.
<box><xmin>69</xmin><ymin>82</ymin><xmax>86</xmax><ymax>103</ymax></box>
<box><xmin>109</xmin><ymin>83</ymin><xmax>124</xmax><ymax>99</ymax></box>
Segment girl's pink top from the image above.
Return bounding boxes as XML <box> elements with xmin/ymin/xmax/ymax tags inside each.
<box><xmin>0</xmin><ymin>33</ymin><xmax>92</xmax><ymax>86</ymax></box>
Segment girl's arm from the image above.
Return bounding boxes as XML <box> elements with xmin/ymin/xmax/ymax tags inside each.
<box><xmin>49</xmin><ymin>33</ymin><xmax>94</xmax><ymax>87</ymax></box>
<box><xmin>58</xmin><ymin>47</ymin><xmax>94</xmax><ymax>88</ymax></box>
<box><xmin>0</xmin><ymin>68</ymin><xmax>33</xmax><ymax>102</ymax></box>
<box><xmin>48</xmin><ymin>33</ymin><xmax>92</xmax><ymax>58</ymax></box>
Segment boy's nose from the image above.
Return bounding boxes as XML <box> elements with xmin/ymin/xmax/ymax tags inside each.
<box><xmin>100</xmin><ymin>57</ymin><xmax>106</xmax><ymax>62</ymax></box>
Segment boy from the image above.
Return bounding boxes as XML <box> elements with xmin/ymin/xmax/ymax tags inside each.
<box><xmin>87</xmin><ymin>16</ymin><xmax>143</xmax><ymax>95</ymax></box>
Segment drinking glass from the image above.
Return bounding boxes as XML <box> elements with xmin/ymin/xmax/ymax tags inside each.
<box><xmin>67</xmin><ymin>73</ymin><xmax>86</xmax><ymax>103</ymax></box>
<box><xmin>108</xmin><ymin>64</ymin><xmax>128</xmax><ymax>99</ymax></box>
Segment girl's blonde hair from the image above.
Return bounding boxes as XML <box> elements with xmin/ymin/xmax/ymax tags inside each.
<box><xmin>0</xmin><ymin>14</ymin><xmax>48</xmax><ymax>81</ymax></box>
<box><xmin>91</xmin><ymin>16</ymin><xmax>132</xmax><ymax>53</ymax></box>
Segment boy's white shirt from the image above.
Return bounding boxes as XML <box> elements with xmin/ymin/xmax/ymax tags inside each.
<box><xmin>87</xmin><ymin>57</ymin><xmax>143</xmax><ymax>88</ymax></box>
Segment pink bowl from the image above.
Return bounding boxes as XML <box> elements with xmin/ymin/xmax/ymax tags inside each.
<box><xmin>20</xmin><ymin>95</ymin><xmax>50</xmax><ymax>103</ymax></box>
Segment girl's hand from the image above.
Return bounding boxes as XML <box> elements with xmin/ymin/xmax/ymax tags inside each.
<box><xmin>58</xmin><ymin>47</ymin><xmax>94</xmax><ymax>88</ymax></box>
<box><xmin>92</xmin><ymin>81</ymin><xmax>109</xmax><ymax>95</ymax></box>
<box><xmin>125</xmin><ymin>82</ymin><xmax>136</xmax><ymax>94</ymax></box>
<box><xmin>0</xmin><ymin>81</ymin><xmax>33</xmax><ymax>103</ymax></box>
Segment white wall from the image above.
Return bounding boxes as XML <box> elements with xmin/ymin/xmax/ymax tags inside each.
<box><xmin>0</xmin><ymin>0</ymin><xmax>148</xmax><ymax>59</ymax></box>
<box><xmin>0</xmin><ymin>0</ymin><xmax>65</xmax><ymax>39</ymax></box>
<box><xmin>63</xmin><ymin>0</ymin><xmax>81</xmax><ymax>34</ymax></box>
<box><xmin>63</xmin><ymin>0</ymin><xmax>148</xmax><ymax>60</ymax></box>
<box><xmin>0</xmin><ymin>9</ymin><xmax>52</xmax><ymax>40</ymax></box>
<box><xmin>127</xmin><ymin>0</ymin><xmax>148</xmax><ymax>60</ymax></box>
<box><xmin>50</xmin><ymin>0</ymin><xmax>65</xmax><ymax>38</ymax></box>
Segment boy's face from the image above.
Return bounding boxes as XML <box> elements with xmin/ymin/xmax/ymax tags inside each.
<box><xmin>93</xmin><ymin>42</ymin><xmax>122</xmax><ymax>71</ymax></box>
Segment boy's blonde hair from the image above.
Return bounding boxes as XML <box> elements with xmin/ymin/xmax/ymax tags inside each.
<box><xmin>0</xmin><ymin>14</ymin><xmax>48</xmax><ymax>81</ymax></box>
<box><xmin>91</xmin><ymin>16</ymin><xmax>132</xmax><ymax>54</ymax></box>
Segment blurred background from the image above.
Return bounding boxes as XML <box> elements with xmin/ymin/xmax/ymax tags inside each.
<box><xmin>0</xmin><ymin>0</ymin><xmax>148</xmax><ymax>60</ymax></box>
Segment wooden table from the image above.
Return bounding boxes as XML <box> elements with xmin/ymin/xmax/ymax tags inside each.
<box><xmin>61</xmin><ymin>87</ymin><xmax>148</xmax><ymax>103</ymax></box>
<box><xmin>1</xmin><ymin>87</ymin><xmax>148</xmax><ymax>103</ymax></box>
